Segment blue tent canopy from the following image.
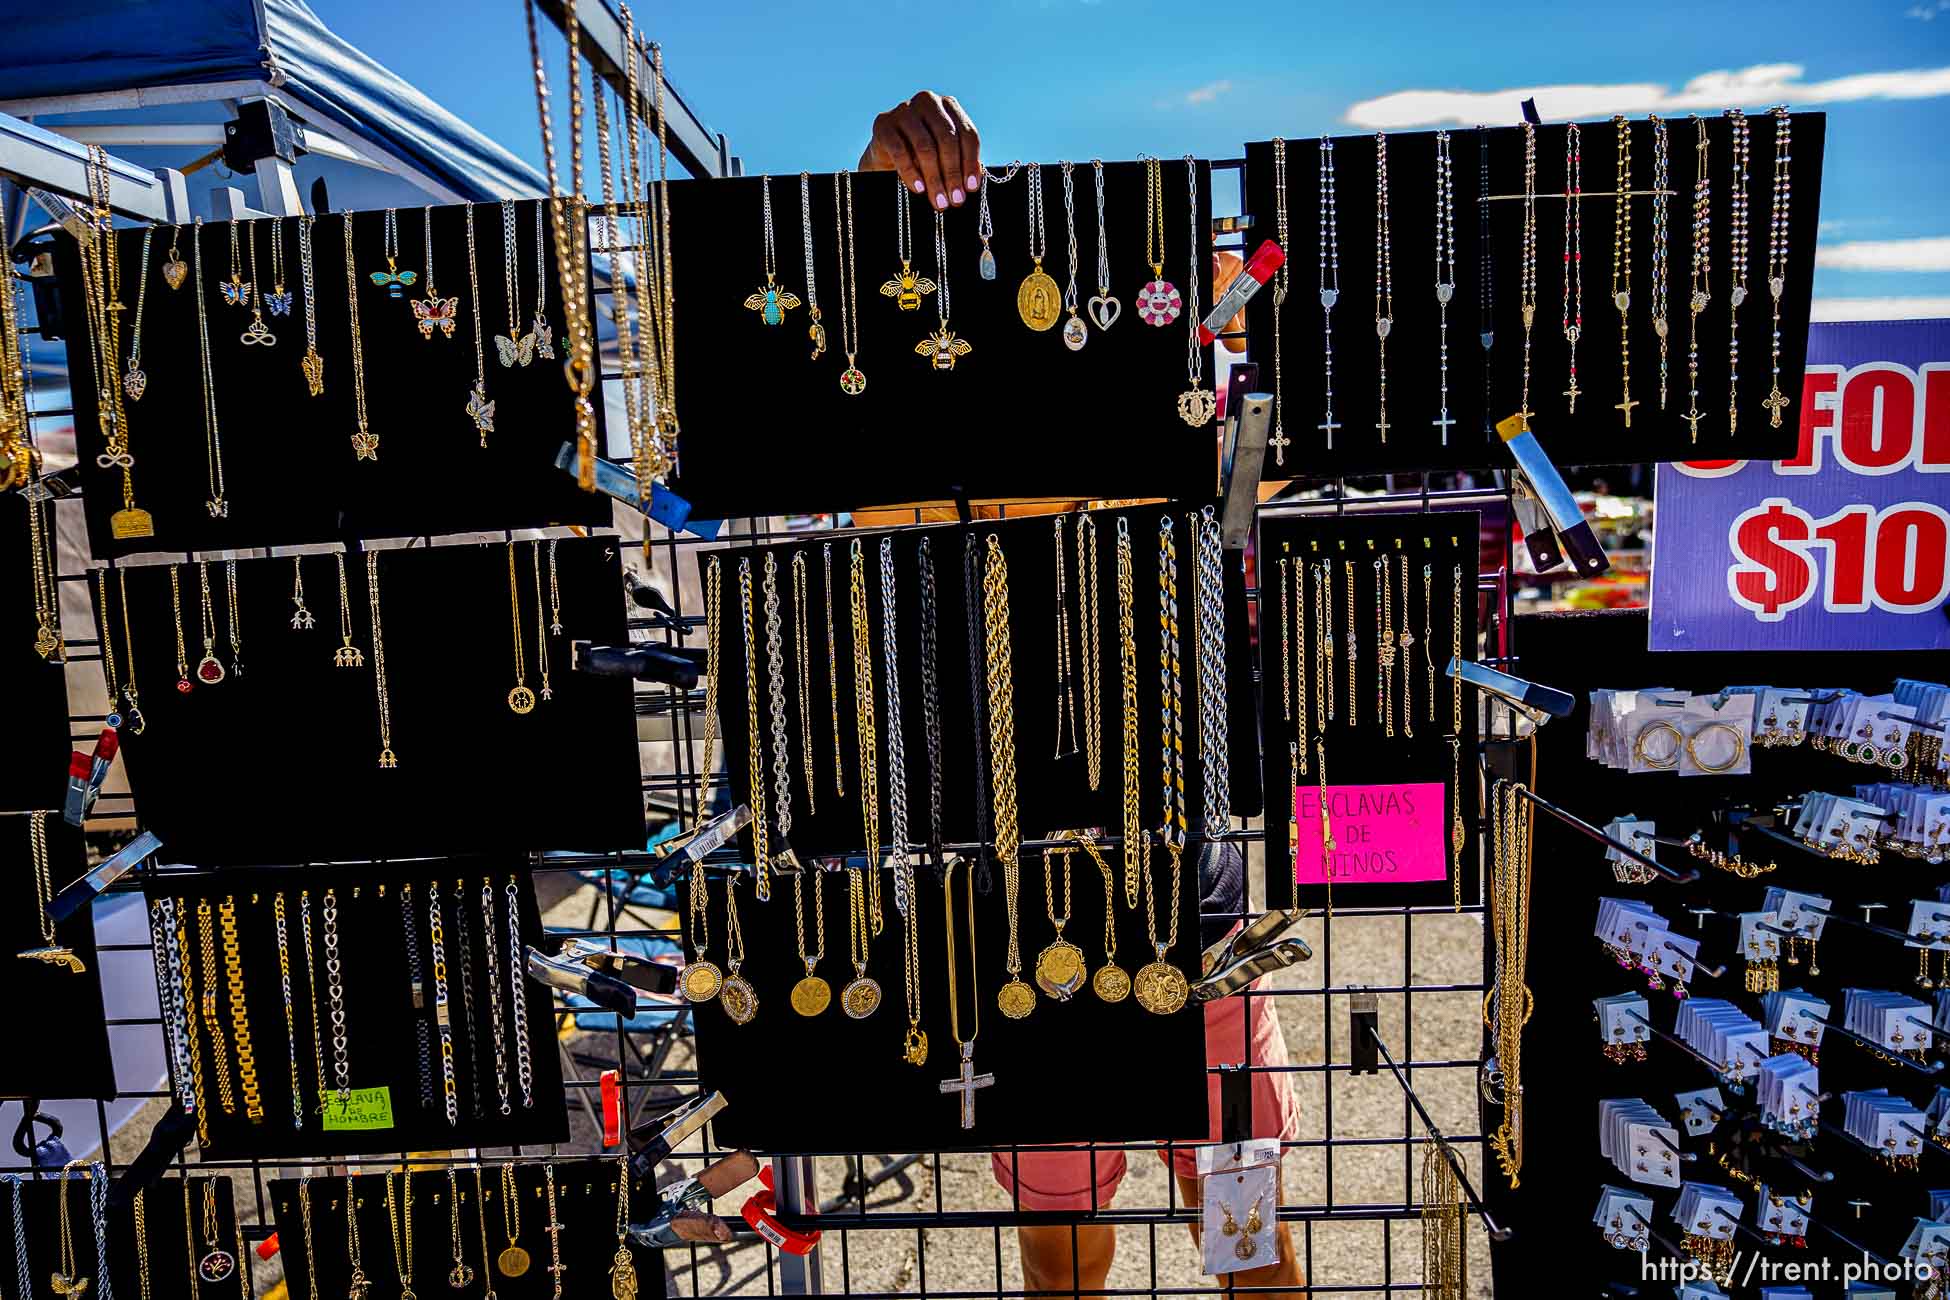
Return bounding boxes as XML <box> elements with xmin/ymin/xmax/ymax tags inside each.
<box><xmin>0</xmin><ymin>0</ymin><xmax>546</xmax><ymax>201</ymax></box>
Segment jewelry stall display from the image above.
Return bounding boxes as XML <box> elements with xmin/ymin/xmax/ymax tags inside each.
<box><xmin>1253</xmin><ymin>512</ymin><xmax>1480</xmax><ymax>911</ymax></box>
<box><xmin>1239</xmin><ymin>114</ymin><xmax>1824</xmax><ymax>477</ymax></box>
<box><xmin>268</xmin><ymin>1161</ymin><xmax>654</xmax><ymax>1300</ymax></box>
<box><xmin>0</xmin><ymin>1175</ymin><xmax>245</xmax><ymax>1300</ymax></box>
<box><xmin>143</xmin><ymin>865</ymin><xmax>563</xmax><ymax>1160</ymax></box>
<box><xmin>85</xmin><ymin>538</ymin><xmax>642</xmax><ymax>866</ymax></box>
<box><xmin>0</xmin><ymin>813</ymin><xmax>114</xmax><ymax>1099</ymax></box>
<box><xmin>59</xmin><ymin>200</ymin><xmax>610</xmax><ymax>558</ymax></box>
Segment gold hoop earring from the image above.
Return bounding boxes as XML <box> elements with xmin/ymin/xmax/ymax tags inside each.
<box><xmin>1633</xmin><ymin>719</ymin><xmax>1683</xmax><ymax>770</ymax></box>
<box><xmin>1684</xmin><ymin>721</ymin><xmax>1745</xmax><ymax>774</ymax></box>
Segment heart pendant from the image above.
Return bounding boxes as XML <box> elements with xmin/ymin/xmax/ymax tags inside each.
<box><xmin>162</xmin><ymin>256</ymin><xmax>188</xmax><ymax>290</ymax></box>
<box><xmin>1087</xmin><ymin>294</ymin><xmax>1121</xmax><ymax>330</ymax></box>
<box><xmin>123</xmin><ymin>367</ymin><xmax>147</xmax><ymax>402</ymax></box>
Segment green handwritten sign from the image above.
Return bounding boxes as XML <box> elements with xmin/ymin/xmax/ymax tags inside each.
<box><xmin>321</xmin><ymin>1086</ymin><xmax>395</xmax><ymax>1132</ymax></box>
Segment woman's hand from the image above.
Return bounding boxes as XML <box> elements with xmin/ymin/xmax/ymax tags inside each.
<box><xmin>860</xmin><ymin>91</ymin><xmax>982</xmax><ymax>212</ymax></box>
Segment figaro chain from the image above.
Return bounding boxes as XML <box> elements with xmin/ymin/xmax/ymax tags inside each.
<box><xmin>1114</xmin><ymin>518</ymin><xmax>1145</xmax><ymax>908</ymax></box>
<box><xmin>1194</xmin><ymin>507</ymin><xmax>1228</xmax><ymax>837</ymax></box>
<box><xmin>849</xmin><ymin>540</ymin><xmax>882</xmax><ymax>927</ymax></box>
<box><xmin>880</xmin><ymin>536</ymin><xmax>913</xmax><ymax>917</ymax></box>
<box><xmin>507</xmin><ymin>875</ymin><xmax>534</xmax><ymax>1107</ymax></box>
<box><xmin>1157</xmin><ymin>517</ymin><xmax>1187</xmax><ymax>851</ymax></box>
<box><xmin>916</xmin><ymin>539</ymin><xmax>946</xmax><ymax>853</ymax></box>
<box><xmin>428</xmin><ymin>881</ymin><xmax>459</xmax><ymax>1126</ymax></box>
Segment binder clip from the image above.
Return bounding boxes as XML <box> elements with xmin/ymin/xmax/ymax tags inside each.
<box><xmin>525</xmin><ymin>943</ymin><xmax>673</xmax><ymax>1019</ymax></box>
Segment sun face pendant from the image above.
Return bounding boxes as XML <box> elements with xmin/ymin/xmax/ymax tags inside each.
<box><xmin>1137</xmin><ymin>277</ymin><xmax>1182</xmax><ymax>326</ymax></box>
<box><xmin>916</xmin><ymin>327</ymin><xmax>971</xmax><ymax>371</ymax></box>
<box><xmin>743</xmin><ymin>275</ymin><xmax>801</xmax><ymax>326</ymax></box>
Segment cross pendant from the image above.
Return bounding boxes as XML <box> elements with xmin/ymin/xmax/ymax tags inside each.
<box><xmin>1564</xmin><ymin>380</ymin><xmax>1580</xmax><ymax>414</ymax></box>
<box><xmin>1431</xmin><ymin>411</ymin><xmax>1456</xmax><ymax>446</ymax></box>
<box><xmin>1684</xmin><ymin>407</ymin><xmax>1703</xmax><ymax>443</ymax></box>
<box><xmin>1318</xmin><ymin>414</ymin><xmax>1340</xmax><ymax>451</ymax></box>
<box><xmin>938</xmin><ymin>1040</ymin><xmax>995</xmax><ymax>1130</ymax></box>
<box><xmin>1513</xmin><ymin>409</ymin><xmax>1533</xmax><ymax>434</ymax></box>
<box><xmin>1268</xmin><ymin>424</ymin><xmax>1291</xmax><ymax>467</ymax></box>
<box><xmin>1375</xmin><ymin>414</ymin><xmax>1390</xmax><ymax>444</ymax></box>
<box><xmin>1615</xmin><ymin>395</ymin><xmax>1639</xmax><ymax>429</ymax></box>
<box><xmin>1763</xmin><ymin>388</ymin><xmax>1790</xmax><ymax>428</ymax></box>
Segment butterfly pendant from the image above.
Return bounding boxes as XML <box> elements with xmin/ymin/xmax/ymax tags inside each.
<box><xmin>369</xmin><ymin>258</ymin><xmax>418</xmax><ymax>299</ymax></box>
<box><xmin>219</xmin><ymin>276</ymin><xmax>250</xmax><ymax>308</ymax></box>
<box><xmin>495</xmin><ymin>331</ymin><xmax>537</xmax><ymax>368</ymax></box>
<box><xmin>265</xmin><ymin>288</ymin><xmax>293</xmax><ymax>317</ymax></box>
<box><xmin>530</xmin><ymin>314</ymin><xmax>556</xmax><ymax>360</ymax></box>
<box><xmin>412</xmin><ymin>295</ymin><xmax>460</xmax><ymax>339</ymax></box>
<box><xmin>467</xmin><ymin>382</ymin><xmax>495</xmax><ymax>444</ymax></box>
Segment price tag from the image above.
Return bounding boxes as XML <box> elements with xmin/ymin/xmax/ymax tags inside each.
<box><xmin>321</xmin><ymin>1086</ymin><xmax>396</xmax><ymax>1132</ymax></box>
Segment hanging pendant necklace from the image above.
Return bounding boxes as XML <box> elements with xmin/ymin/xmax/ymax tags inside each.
<box><xmin>835</xmin><ymin>170</ymin><xmax>866</xmax><ymax>395</ymax></box>
<box><xmin>841</xmin><ymin>865</ymin><xmax>881</xmax><ymax>1018</ymax></box>
<box><xmin>1134</xmin><ymin>515</ymin><xmax>1190</xmax><ymax>1016</ymax></box>
<box><xmin>1684</xmin><ymin>115</ymin><xmax>1712</xmax><ymax>442</ymax></box>
<box><xmin>529</xmin><ymin>201</ymin><xmax>555</xmax><ymax>360</ymax></box>
<box><xmin>1016</xmin><ymin>162</ymin><xmax>1060</xmax><ymax>331</ymax></box>
<box><xmin>195</xmin><ymin>560</ymin><xmax>226</xmax><ymax>685</ymax></box>
<box><xmin>720</xmin><ymin>874</ymin><xmax>758</xmax><ymax>1023</ymax></box>
<box><xmin>1726</xmin><ymin>109</ymin><xmax>1750</xmax><ymax>432</ymax></box>
<box><xmin>742</xmin><ymin>175</ymin><xmax>800</xmax><ymax>325</ymax></box>
<box><xmin>798</xmin><ymin>172</ymin><xmax>825</xmax><ymax>357</ymax></box>
<box><xmin>916</xmin><ymin>210</ymin><xmax>970</xmax><ymax>370</ymax></box>
<box><xmin>880</xmin><ymin>185</ymin><xmax>935</xmax><ymax>310</ymax></box>
<box><xmin>1478</xmin><ymin>128</ymin><xmax>1496</xmax><ymax>437</ymax></box>
<box><xmin>1059</xmin><ymin>162</ymin><xmax>1088</xmax><ymax>349</ymax></box>
<box><xmin>1432</xmin><ymin>131</ymin><xmax>1457</xmax><ymax>445</ymax></box>
<box><xmin>161</xmin><ymin>224</ymin><xmax>188</xmax><ymax>290</ymax></box>
<box><xmin>190</xmin><ymin>219</ymin><xmax>231</xmax><ymax>515</ymax></box>
<box><xmin>506</xmin><ymin>543</ymin><xmax>535</xmax><ymax>714</ymax></box>
<box><xmin>1136</xmin><ymin>156</ymin><xmax>1181</xmax><ymax>326</ymax></box>
<box><xmin>334</xmin><ymin>551</ymin><xmax>365</xmax><ymax>667</ymax></box>
<box><xmin>1611</xmin><ymin>116</ymin><xmax>1639</xmax><ymax>427</ymax></box>
<box><xmin>297</xmin><ymin>213</ymin><xmax>325</xmax><ymax>395</ymax></box>
<box><xmin>197</xmin><ymin>1180</ymin><xmax>236</xmax><ymax>1283</ymax></box>
<box><xmin>221</xmin><ymin>220</ymin><xmax>250</xmax><ymax>307</ymax></box>
<box><xmin>871</xmin><ymin>534</ymin><xmax>907</xmax><ymax>1025</ymax></box>
<box><xmin>170</xmin><ymin>566</ymin><xmax>192</xmax><ymax>693</ymax></box>
<box><xmin>495</xmin><ymin>200</ymin><xmax>536</xmax><ymax>367</ymax></box>
<box><xmin>368</xmin><ymin>551</ymin><xmax>397</xmax><ymax>767</ymax></box>
<box><xmin>1177</xmin><ymin>157</ymin><xmax>1215</xmax><ymax>427</ymax></box>
<box><xmin>1764</xmin><ymin>107</ymin><xmax>1794</xmax><ymax>428</ymax></box>
<box><xmin>1373</xmin><ymin>132</ymin><xmax>1394</xmax><ymax>443</ymax></box>
<box><xmin>290</xmin><ymin>555</ymin><xmax>315</xmax><ymax>629</ymax></box>
<box><xmin>938</xmin><ymin>857</ymin><xmax>995</xmax><ymax>1129</ymax></box>
<box><xmin>240</xmin><ymin>219</ymin><xmax>275</xmax><ymax>346</ymax></box>
<box><xmin>123</xmin><ymin>226</ymin><xmax>153</xmax><ymax>401</ymax></box>
<box><xmin>789</xmin><ymin>866</ymin><xmax>830</xmax><ymax>1017</ymax></box>
<box><xmin>975</xmin><ymin>161</ymin><xmax>1019</xmax><ymax>279</ymax></box>
<box><xmin>1651</xmin><ymin>115</ymin><xmax>1672</xmax><ymax>409</ymax></box>
<box><xmin>370</xmin><ymin>208</ymin><xmax>418</xmax><ymax>299</ymax></box>
<box><xmin>1318</xmin><ymin>137</ymin><xmax>1342</xmax><ymax>448</ymax></box>
<box><xmin>1515</xmin><ymin>122</ymin><xmax>1539</xmax><ymax>432</ymax></box>
<box><xmin>1034</xmin><ymin>837</ymin><xmax>1087</xmax><ymax>1000</ymax></box>
<box><xmin>1088</xmin><ymin>159</ymin><xmax>1121</xmax><ymax>330</ymax></box>
<box><xmin>343</xmin><ymin>212</ymin><xmax>378</xmax><ymax>460</ymax></box>
<box><xmin>224</xmin><ymin>559</ymin><xmax>244</xmax><ymax>678</ymax></box>
<box><xmin>265</xmin><ymin>218</ymin><xmax>291</xmax><ymax>316</ymax></box>
<box><xmin>412</xmin><ymin>206</ymin><xmax>459</xmax><ymax>339</ymax></box>
<box><xmin>1268</xmin><ymin>139</ymin><xmax>1290</xmax><ymax>464</ymax></box>
<box><xmin>463</xmin><ymin>203</ymin><xmax>495</xmax><ymax>443</ymax></box>
<box><xmin>1562</xmin><ymin>123</ymin><xmax>1583</xmax><ymax>413</ymax></box>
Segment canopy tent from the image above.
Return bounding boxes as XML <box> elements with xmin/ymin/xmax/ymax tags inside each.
<box><xmin>0</xmin><ymin>0</ymin><xmax>546</xmax><ymax>202</ymax></box>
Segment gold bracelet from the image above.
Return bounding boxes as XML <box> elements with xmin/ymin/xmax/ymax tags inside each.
<box><xmin>1684</xmin><ymin>721</ymin><xmax>1746</xmax><ymax>774</ymax></box>
<box><xmin>1631</xmin><ymin>719</ymin><xmax>1683</xmax><ymax>770</ymax></box>
<box><xmin>197</xmin><ymin>900</ymin><xmax>236</xmax><ymax>1115</ymax></box>
<box><xmin>218</xmin><ymin>896</ymin><xmax>263</xmax><ymax>1121</ymax></box>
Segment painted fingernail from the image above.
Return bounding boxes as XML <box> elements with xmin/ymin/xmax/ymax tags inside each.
<box><xmin>934</xmin><ymin>192</ymin><xmax>948</xmax><ymax>210</ymax></box>
<box><xmin>912</xmin><ymin>178</ymin><xmax>925</xmax><ymax>194</ymax></box>
<box><xmin>950</xmin><ymin>188</ymin><xmax>965</xmax><ymax>205</ymax></box>
<box><xmin>966</xmin><ymin>174</ymin><xmax>980</xmax><ymax>191</ymax></box>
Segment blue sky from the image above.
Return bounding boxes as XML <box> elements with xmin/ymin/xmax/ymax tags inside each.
<box><xmin>321</xmin><ymin>0</ymin><xmax>1948</xmax><ymax>315</ymax></box>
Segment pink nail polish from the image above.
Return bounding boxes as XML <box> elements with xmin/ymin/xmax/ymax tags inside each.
<box><xmin>966</xmin><ymin>174</ymin><xmax>980</xmax><ymax>190</ymax></box>
<box><xmin>934</xmin><ymin>193</ymin><xmax>948</xmax><ymax>210</ymax></box>
<box><xmin>912</xmin><ymin>179</ymin><xmax>925</xmax><ymax>193</ymax></box>
<box><xmin>950</xmin><ymin>188</ymin><xmax>965</xmax><ymax>205</ymax></box>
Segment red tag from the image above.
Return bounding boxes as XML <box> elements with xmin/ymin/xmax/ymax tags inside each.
<box><xmin>255</xmin><ymin>1232</ymin><xmax>279</xmax><ymax>1261</ymax></box>
<box><xmin>600</xmin><ymin>1069</ymin><xmax>622</xmax><ymax>1147</ymax></box>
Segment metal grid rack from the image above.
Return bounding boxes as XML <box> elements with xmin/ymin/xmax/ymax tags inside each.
<box><xmin>12</xmin><ymin>148</ymin><xmax>1505</xmax><ymax>1298</ymax></box>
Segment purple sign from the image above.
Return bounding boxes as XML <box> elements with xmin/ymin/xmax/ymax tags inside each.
<box><xmin>1649</xmin><ymin>319</ymin><xmax>1950</xmax><ymax>653</ymax></box>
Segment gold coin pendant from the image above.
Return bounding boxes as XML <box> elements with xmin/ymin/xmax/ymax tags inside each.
<box><xmin>1093</xmin><ymin>963</ymin><xmax>1132</xmax><ymax>1003</ymax></box>
<box><xmin>680</xmin><ymin>961</ymin><xmax>723</xmax><ymax>1003</ymax></box>
<box><xmin>841</xmin><ymin>976</ymin><xmax>882</xmax><ymax>1019</ymax></box>
<box><xmin>1017</xmin><ymin>266</ymin><xmax>1062</xmax><ymax>332</ymax></box>
<box><xmin>720</xmin><ymin>974</ymin><xmax>758</xmax><ymax>1024</ymax></box>
<box><xmin>997</xmin><ymin>978</ymin><xmax>1037</xmax><ymax>1020</ymax></box>
<box><xmin>1133</xmin><ymin>960</ymin><xmax>1189</xmax><ymax>1015</ymax></box>
<box><xmin>790</xmin><ymin>975</ymin><xmax>832</xmax><ymax>1017</ymax></box>
<box><xmin>497</xmin><ymin>1246</ymin><xmax>531</xmax><ymax>1278</ymax></box>
<box><xmin>1033</xmin><ymin>941</ymin><xmax>1087</xmax><ymax>1000</ymax></box>
<box><xmin>508</xmin><ymin>685</ymin><xmax>536</xmax><ymax>715</ymax></box>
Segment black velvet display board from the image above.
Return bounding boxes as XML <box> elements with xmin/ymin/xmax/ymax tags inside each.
<box><xmin>268</xmin><ymin>1162</ymin><xmax>662</xmax><ymax>1300</ymax></box>
<box><xmin>55</xmin><ymin>200</ymin><xmax>610</xmax><ymax>559</ymax></box>
<box><xmin>147</xmin><ymin>863</ymin><xmax>566</xmax><ymax>1161</ymax></box>
<box><xmin>1241</xmin><ymin>114</ymin><xmax>1826</xmax><ymax>477</ymax></box>
<box><xmin>0</xmin><ymin>814</ymin><xmax>114</xmax><ymax>1101</ymax></box>
<box><xmin>665</xmin><ymin>162</ymin><xmax>1218</xmax><ymax>518</ymax></box>
<box><xmin>0</xmin><ymin>492</ymin><xmax>69</xmax><ymax>813</ymax></box>
<box><xmin>1486</xmin><ymin>609</ymin><xmax>1944</xmax><ymax>1293</ymax></box>
<box><xmin>688</xmin><ymin>505</ymin><xmax>1239</xmax><ymax>1150</ymax></box>
<box><xmin>0</xmin><ymin>1175</ymin><xmax>243</xmax><ymax>1300</ymax></box>
<box><xmin>1255</xmin><ymin>513</ymin><xmax>1480</xmax><ymax>910</ymax></box>
<box><xmin>95</xmin><ymin>537</ymin><xmax>642</xmax><ymax>866</ymax></box>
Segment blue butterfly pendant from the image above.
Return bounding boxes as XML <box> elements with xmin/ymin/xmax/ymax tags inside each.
<box><xmin>743</xmin><ymin>274</ymin><xmax>800</xmax><ymax>326</ymax></box>
<box><xmin>219</xmin><ymin>276</ymin><xmax>250</xmax><ymax>308</ymax></box>
<box><xmin>265</xmin><ymin>289</ymin><xmax>293</xmax><ymax>317</ymax></box>
<box><xmin>369</xmin><ymin>257</ymin><xmax>418</xmax><ymax>300</ymax></box>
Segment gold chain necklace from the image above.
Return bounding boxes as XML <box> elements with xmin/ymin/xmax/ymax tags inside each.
<box><xmin>681</xmin><ymin>566</ymin><xmax>724</xmax><ymax>1005</ymax></box>
<box><xmin>840</xmin><ymin>865</ymin><xmax>882</xmax><ymax>1018</ymax></box>
<box><xmin>691</xmin><ymin>557</ymin><xmax>723</xmax><ymax>828</ymax></box>
<box><xmin>507</xmin><ymin>543</ymin><xmax>535</xmax><ymax>714</ymax></box>
<box><xmin>610</xmin><ymin>1153</ymin><xmax>638</xmax><ymax>1300</ymax></box>
<box><xmin>1516</xmin><ymin>122</ymin><xmax>1539</xmax><ymax>431</ymax></box>
<box><xmin>791</xmin><ymin>551</ymin><xmax>816</xmax><ymax>812</ymax></box>
<box><xmin>1399</xmin><ymin>554</ymin><xmax>1415</xmax><ymax>738</ymax></box>
<box><xmin>1133</xmin><ymin>516</ymin><xmax>1189</xmax><ymax>1016</ymax></box>
<box><xmin>984</xmin><ymin>536</ymin><xmax>1033</xmax><ymax>1021</ymax></box>
<box><xmin>20</xmin><ymin>811</ymin><xmax>83</xmax><ymax>971</ymax></box>
<box><xmin>497</xmin><ymin>1163</ymin><xmax>529</xmax><ymax>1278</ymax></box>
<box><xmin>1075</xmin><ymin>515</ymin><xmax>1103</xmax><ymax>790</ymax></box>
<box><xmin>719</xmin><ymin>876</ymin><xmax>757</xmax><ymax>1023</ymax></box>
<box><xmin>1449</xmin><ymin>565</ymin><xmax>1466</xmax><ymax>890</ymax></box>
<box><xmin>835</xmin><ymin>171</ymin><xmax>865</xmax><ymax>395</ymax></box>
<box><xmin>343</xmin><ymin>213</ymin><xmax>378</xmax><ymax>461</ymax></box>
<box><xmin>1611</xmin><ymin>117</ymin><xmax>1638</xmax><ymax>428</ymax></box>
<box><xmin>79</xmin><ymin>146</ymin><xmax>152</xmax><ymax>536</ymax></box>
<box><xmin>1068</xmin><ymin>831</ymin><xmax>1128</xmax><ymax>1001</ymax></box>
<box><xmin>134</xmin><ymin>1186</ymin><xmax>153</xmax><ymax>1300</ymax></box>
<box><xmin>1033</xmin><ymin>836</ymin><xmax>1086</xmax><ymax>999</ymax></box>
<box><xmin>190</xmin><ymin>220</ymin><xmax>230</xmax><ymax>516</ymax></box>
<box><xmin>368</xmin><ymin>552</ymin><xmax>397</xmax><ymax>766</ymax></box>
<box><xmin>194</xmin><ymin>560</ymin><xmax>224</xmax><ymax>685</ymax></box>
<box><xmin>445</xmin><ymin>1170</ymin><xmax>474</xmax><ymax>1289</ymax></box>
<box><xmin>345</xmin><ymin>1174</ymin><xmax>368</xmax><ymax>1296</ymax></box>
<box><xmin>848</xmin><ymin>540</ymin><xmax>881</xmax><ymax>925</ymax></box>
<box><xmin>386</xmin><ymin>1171</ymin><xmax>416</xmax><ymax>1300</ymax></box>
<box><xmin>1343</xmin><ymin>559</ymin><xmax>1357</xmax><ymax>724</ymax></box>
<box><xmin>53</xmin><ymin>1158</ymin><xmax>89</xmax><ymax>1296</ymax></box>
<box><xmin>1114</xmin><ymin>518</ymin><xmax>1145</xmax><ymax>910</ymax></box>
<box><xmin>197</xmin><ymin>898</ymin><xmax>235</xmax><ymax>1113</ymax></box>
<box><xmin>737</xmin><ymin>558</ymin><xmax>770</xmax><ymax>892</ymax></box>
<box><xmin>333</xmin><ymin>551</ymin><xmax>365</xmax><ymax>668</ymax></box>
<box><xmin>788</xmin><ymin>865</ymin><xmax>830</xmax><ymax>1017</ymax></box>
<box><xmin>1487</xmin><ymin>779</ymin><xmax>1534</xmax><ymax>1188</ymax></box>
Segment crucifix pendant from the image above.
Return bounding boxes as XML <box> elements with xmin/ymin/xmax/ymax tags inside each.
<box><xmin>938</xmin><ymin>1040</ymin><xmax>994</xmax><ymax>1130</ymax></box>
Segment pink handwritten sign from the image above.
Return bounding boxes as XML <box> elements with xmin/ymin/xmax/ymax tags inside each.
<box><xmin>1291</xmin><ymin>782</ymin><xmax>1447</xmax><ymax>886</ymax></box>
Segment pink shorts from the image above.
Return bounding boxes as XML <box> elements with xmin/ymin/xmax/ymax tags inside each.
<box><xmin>990</xmin><ymin>987</ymin><xmax>1302</xmax><ymax>1211</ymax></box>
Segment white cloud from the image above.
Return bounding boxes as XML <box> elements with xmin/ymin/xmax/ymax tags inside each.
<box><xmin>1909</xmin><ymin>0</ymin><xmax>1950</xmax><ymax>18</ymax></box>
<box><xmin>1344</xmin><ymin>62</ymin><xmax>1950</xmax><ymax>128</ymax></box>
<box><xmin>1157</xmin><ymin>80</ymin><xmax>1233</xmax><ymax>110</ymax></box>
<box><xmin>1810</xmin><ymin>296</ymin><xmax>1950</xmax><ymax>320</ymax></box>
<box><xmin>1816</xmin><ymin>236</ymin><xmax>1950</xmax><ymax>272</ymax></box>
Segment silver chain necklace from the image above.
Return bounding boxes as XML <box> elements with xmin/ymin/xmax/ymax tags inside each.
<box><xmin>506</xmin><ymin>875</ymin><xmax>534</xmax><ymax>1107</ymax></box>
<box><xmin>976</xmin><ymin>161</ymin><xmax>1021</xmax><ymax>280</ymax></box>
<box><xmin>1374</xmin><ymin>132</ymin><xmax>1394</xmax><ymax>444</ymax></box>
<box><xmin>481</xmin><ymin>879</ymin><xmax>511</xmax><ymax>1115</ymax></box>
<box><xmin>880</xmin><ymin>536</ymin><xmax>912</xmax><ymax>918</ymax></box>
<box><xmin>763</xmin><ymin>552</ymin><xmax>794</xmax><ymax>854</ymax></box>
<box><xmin>1195</xmin><ymin>506</ymin><xmax>1229</xmax><ymax>837</ymax></box>
<box><xmin>1432</xmin><ymin>132</ymin><xmax>1457</xmax><ymax>445</ymax></box>
<box><xmin>1088</xmin><ymin>160</ymin><xmax>1120</xmax><ymax>330</ymax></box>
<box><xmin>1060</xmin><ymin>162</ymin><xmax>1087</xmax><ymax>350</ymax></box>
<box><xmin>1318</xmin><ymin>138</ymin><xmax>1342</xmax><ymax>449</ymax></box>
<box><xmin>1176</xmin><ymin>158</ymin><xmax>1214</xmax><ymax>426</ymax></box>
<box><xmin>799</xmin><ymin>171</ymin><xmax>825</xmax><ymax>359</ymax></box>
